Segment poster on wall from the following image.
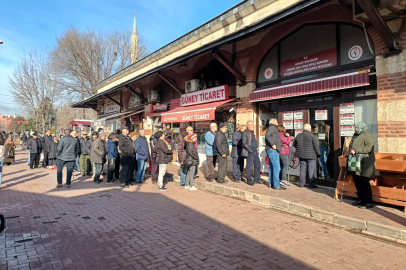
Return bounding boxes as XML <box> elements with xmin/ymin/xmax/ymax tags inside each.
<box><xmin>295</xmin><ymin>129</ymin><xmax>303</xmax><ymax>137</ymax></box>
<box><xmin>341</xmin><ymin>126</ymin><xmax>355</xmax><ymax>137</ymax></box>
<box><xmin>315</xmin><ymin>110</ymin><xmax>328</xmax><ymax>120</ymax></box>
<box><xmin>283</xmin><ymin>121</ymin><xmax>293</xmax><ymax>129</ymax></box>
<box><xmin>283</xmin><ymin>111</ymin><xmax>294</xmax><ymax>120</ymax></box>
<box><xmin>294</xmin><ymin>120</ymin><xmax>303</xmax><ymax>129</ymax></box>
<box><xmin>294</xmin><ymin>110</ymin><xmax>303</xmax><ymax>120</ymax></box>
<box><xmin>340</xmin><ymin>114</ymin><xmax>355</xmax><ymax>125</ymax></box>
<box><xmin>340</xmin><ymin>103</ymin><xmax>354</xmax><ymax>114</ymax></box>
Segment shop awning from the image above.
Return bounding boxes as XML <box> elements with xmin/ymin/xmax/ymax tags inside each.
<box><xmin>249</xmin><ymin>67</ymin><xmax>371</xmax><ymax>102</ymax></box>
<box><xmin>69</xmin><ymin>120</ymin><xmax>92</xmax><ymax>127</ymax></box>
<box><xmin>98</xmin><ymin>108</ymin><xmax>144</xmax><ymax>121</ymax></box>
<box><xmin>161</xmin><ymin>98</ymin><xmax>238</xmax><ymax>123</ymax></box>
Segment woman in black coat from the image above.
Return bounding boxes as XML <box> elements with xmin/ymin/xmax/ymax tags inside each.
<box><xmin>185</xmin><ymin>133</ymin><xmax>200</xmax><ymax>191</ymax></box>
<box><xmin>48</xmin><ymin>137</ymin><xmax>59</xmax><ymax>168</ymax></box>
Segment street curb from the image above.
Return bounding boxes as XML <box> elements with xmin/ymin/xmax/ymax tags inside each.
<box><xmin>171</xmin><ymin>175</ymin><xmax>405</xmax><ymax>241</ymax></box>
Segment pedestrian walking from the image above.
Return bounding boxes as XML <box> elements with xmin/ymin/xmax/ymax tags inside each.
<box><xmin>118</xmin><ymin>126</ymin><xmax>135</xmax><ymax>188</ymax></box>
<box><xmin>279</xmin><ymin>125</ymin><xmax>291</xmax><ymax>187</ymax></box>
<box><xmin>135</xmin><ymin>129</ymin><xmax>150</xmax><ymax>185</ymax></box>
<box><xmin>48</xmin><ymin>137</ymin><xmax>59</xmax><ymax>168</ymax></box>
<box><xmin>154</xmin><ymin>131</ymin><xmax>173</xmax><ymax>191</ymax></box>
<box><xmin>79</xmin><ymin>132</ymin><xmax>92</xmax><ymax>176</ymax></box>
<box><xmin>21</xmin><ymin>132</ymin><xmax>27</xmax><ymax>147</ymax></box>
<box><xmin>0</xmin><ymin>136</ymin><xmax>4</xmax><ymax>187</ymax></box>
<box><xmin>27</xmin><ymin>133</ymin><xmax>41</xmax><ymax>169</ymax></box>
<box><xmin>42</xmin><ymin>130</ymin><xmax>53</xmax><ymax>168</ymax></box>
<box><xmin>204</xmin><ymin>122</ymin><xmax>218</xmax><ymax>181</ymax></box>
<box><xmin>107</xmin><ymin>134</ymin><xmax>119</xmax><ymax>184</ymax></box>
<box><xmin>150</xmin><ymin>135</ymin><xmax>159</xmax><ymax>184</ymax></box>
<box><xmin>231</xmin><ymin>124</ymin><xmax>245</xmax><ymax>182</ymax></box>
<box><xmin>177</xmin><ymin>131</ymin><xmax>188</xmax><ymax>186</ymax></box>
<box><xmin>91</xmin><ymin>132</ymin><xmax>107</xmax><ymax>184</ymax></box>
<box><xmin>294</xmin><ymin>123</ymin><xmax>320</xmax><ymax>188</ymax></box>
<box><xmin>348</xmin><ymin>121</ymin><xmax>376</xmax><ymax>209</ymax></box>
<box><xmin>265</xmin><ymin>118</ymin><xmax>284</xmax><ymax>190</ymax></box>
<box><xmin>185</xmin><ymin>133</ymin><xmax>199</xmax><ymax>190</ymax></box>
<box><xmin>243</xmin><ymin>121</ymin><xmax>260</xmax><ymax>185</ymax></box>
<box><xmin>56</xmin><ymin>129</ymin><xmax>78</xmax><ymax>188</ymax></box>
<box><xmin>214</xmin><ymin>122</ymin><xmax>229</xmax><ymax>184</ymax></box>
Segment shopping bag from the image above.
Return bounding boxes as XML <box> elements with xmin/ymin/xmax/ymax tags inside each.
<box><xmin>347</xmin><ymin>154</ymin><xmax>363</xmax><ymax>173</ymax></box>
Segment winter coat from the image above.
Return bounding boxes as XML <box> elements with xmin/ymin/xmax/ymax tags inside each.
<box><xmin>21</xmin><ymin>133</ymin><xmax>27</xmax><ymax>142</ymax></box>
<box><xmin>48</xmin><ymin>141</ymin><xmax>58</xmax><ymax>160</ymax></box>
<box><xmin>279</xmin><ymin>133</ymin><xmax>291</xmax><ymax>156</ymax></box>
<box><xmin>75</xmin><ymin>138</ymin><xmax>81</xmax><ymax>156</ymax></box>
<box><xmin>4</xmin><ymin>143</ymin><xmax>15</xmax><ymax>163</ymax></box>
<box><xmin>348</xmin><ymin>130</ymin><xmax>376</xmax><ymax>178</ymax></box>
<box><xmin>79</xmin><ymin>138</ymin><xmax>91</xmax><ymax>155</ymax></box>
<box><xmin>107</xmin><ymin>140</ymin><xmax>118</xmax><ymax>159</ymax></box>
<box><xmin>27</xmin><ymin>138</ymin><xmax>42</xmax><ymax>154</ymax></box>
<box><xmin>241</xmin><ymin>130</ymin><xmax>255</xmax><ymax>158</ymax></box>
<box><xmin>294</xmin><ymin>130</ymin><xmax>320</xmax><ymax>160</ymax></box>
<box><xmin>90</xmin><ymin>138</ymin><xmax>106</xmax><ymax>164</ymax></box>
<box><xmin>204</xmin><ymin>131</ymin><xmax>216</xmax><ymax>156</ymax></box>
<box><xmin>214</xmin><ymin>131</ymin><xmax>229</xmax><ymax>157</ymax></box>
<box><xmin>177</xmin><ymin>137</ymin><xmax>187</xmax><ymax>163</ymax></box>
<box><xmin>231</xmin><ymin>131</ymin><xmax>243</xmax><ymax>158</ymax></box>
<box><xmin>150</xmin><ymin>138</ymin><xmax>157</xmax><ymax>159</ymax></box>
<box><xmin>57</xmin><ymin>135</ymin><xmax>78</xmax><ymax>161</ymax></box>
<box><xmin>136</xmin><ymin>136</ymin><xmax>150</xmax><ymax>160</ymax></box>
<box><xmin>42</xmin><ymin>135</ymin><xmax>53</xmax><ymax>151</ymax></box>
<box><xmin>185</xmin><ymin>138</ymin><xmax>199</xmax><ymax>166</ymax></box>
<box><xmin>265</xmin><ymin>124</ymin><xmax>282</xmax><ymax>152</ymax></box>
<box><xmin>118</xmin><ymin>134</ymin><xmax>135</xmax><ymax>158</ymax></box>
<box><xmin>155</xmin><ymin>139</ymin><xmax>172</xmax><ymax>164</ymax></box>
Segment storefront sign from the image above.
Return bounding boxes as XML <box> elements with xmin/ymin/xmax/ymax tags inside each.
<box><xmin>295</xmin><ymin>129</ymin><xmax>303</xmax><ymax>137</ymax></box>
<box><xmin>283</xmin><ymin>121</ymin><xmax>293</xmax><ymax>129</ymax></box>
<box><xmin>131</xmin><ymin>115</ymin><xmax>140</xmax><ymax>122</ymax></box>
<box><xmin>104</xmin><ymin>94</ymin><xmax>121</xmax><ymax>113</ymax></box>
<box><xmin>151</xmin><ymin>103</ymin><xmax>168</xmax><ymax>112</ymax></box>
<box><xmin>340</xmin><ymin>103</ymin><xmax>354</xmax><ymax>114</ymax></box>
<box><xmin>170</xmin><ymin>98</ymin><xmax>181</xmax><ymax>110</ymax></box>
<box><xmin>294</xmin><ymin>120</ymin><xmax>303</xmax><ymax>129</ymax></box>
<box><xmin>180</xmin><ymin>85</ymin><xmax>229</xmax><ymax>106</ymax></box>
<box><xmin>315</xmin><ymin>110</ymin><xmax>328</xmax><ymax>120</ymax></box>
<box><xmin>264</xmin><ymin>68</ymin><xmax>273</xmax><ymax>80</ymax></box>
<box><xmin>294</xmin><ymin>110</ymin><xmax>303</xmax><ymax>120</ymax></box>
<box><xmin>161</xmin><ymin>109</ymin><xmax>215</xmax><ymax>123</ymax></box>
<box><xmin>348</xmin><ymin>45</ymin><xmax>363</xmax><ymax>61</ymax></box>
<box><xmin>281</xmin><ymin>48</ymin><xmax>337</xmax><ymax>77</ymax></box>
<box><xmin>340</xmin><ymin>114</ymin><xmax>355</xmax><ymax>125</ymax></box>
<box><xmin>283</xmin><ymin>111</ymin><xmax>293</xmax><ymax>120</ymax></box>
<box><xmin>341</xmin><ymin>126</ymin><xmax>355</xmax><ymax>137</ymax></box>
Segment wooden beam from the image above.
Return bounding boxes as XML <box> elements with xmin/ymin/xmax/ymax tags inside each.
<box><xmin>125</xmin><ymin>85</ymin><xmax>148</xmax><ymax>103</ymax></box>
<box><xmin>212</xmin><ymin>49</ymin><xmax>246</xmax><ymax>83</ymax></box>
<box><xmin>84</xmin><ymin>104</ymin><xmax>99</xmax><ymax>112</ymax></box>
<box><xmin>104</xmin><ymin>94</ymin><xmax>122</xmax><ymax>107</ymax></box>
<box><xmin>157</xmin><ymin>71</ymin><xmax>184</xmax><ymax>95</ymax></box>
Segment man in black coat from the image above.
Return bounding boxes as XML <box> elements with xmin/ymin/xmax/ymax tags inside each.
<box><xmin>294</xmin><ymin>123</ymin><xmax>321</xmax><ymax>188</ymax></box>
<box><xmin>214</xmin><ymin>122</ymin><xmax>229</xmax><ymax>184</ymax></box>
<box><xmin>265</xmin><ymin>118</ymin><xmax>283</xmax><ymax>190</ymax></box>
<box><xmin>118</xmin><ymin>126</ymin><xmax>135</xmax><ymax>188</ymax></box>
<box><xmin>243</xmin><ymin>121</ymin><xmax>261</xmax><ymax>186</ymax></box>
<box><xmin>231</xmin><ymin>124</ymin><xmax>246</xmax><ymax>182</ymax></box>
<box><xmin>27</xmin><ymin>133</ymin><xmax>42</xmax><ymax>169</ymax></box>
<box><xmin>42</xmin><ymin>129</ymin><xmax>53</xmax><ymax>168</ymax></box>
<box><xmin>56</xmin><ymin>129</ymin><xmax>79</xmax><ymax>188</ymax></box>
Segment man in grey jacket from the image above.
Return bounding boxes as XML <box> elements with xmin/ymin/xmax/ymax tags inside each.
<box><xmin>214</xmin><ymin>122</ymin><xmax>229</xmax><ymax>184</ymax></box>
<box><xmin>231</xmin><ymin>124</ymin><xmax>246</xmax><ymax>182</ymax></box>
<box><xmin>91</xmin><ymin>132</ymin><xmax>107</xmax><ymax>184</ymax></box>
<box><xmin>265</xmin><ymin>118</ymin><xmax>284</xmax><ymax>190</ymax></box>
<box><xmin>27</xmin><ymin>132</ymin><xmax>42</xmax><ymax>169</ymax></box>
<box><xmin>56</xmin><ymin>129</ymin><xmax>78</xmax><ymax>188</ymax></box>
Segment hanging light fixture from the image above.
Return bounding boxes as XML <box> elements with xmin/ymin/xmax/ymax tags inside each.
<box><xmin>179</xmin><ymin>61</ymin><xmax>187</xmax><ymax>69</ymax></box>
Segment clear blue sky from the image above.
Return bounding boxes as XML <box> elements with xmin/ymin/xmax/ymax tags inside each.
<box><xmin>0</xmin><ymin>0</ymin><xmax>241</xmax><ymax>116</ymax></box>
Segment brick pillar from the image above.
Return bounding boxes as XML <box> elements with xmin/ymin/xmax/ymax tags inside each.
<box><xmin>236</xmin><ymin>83</ymin><xmax>256</xmax><ymax>131</ymax></box>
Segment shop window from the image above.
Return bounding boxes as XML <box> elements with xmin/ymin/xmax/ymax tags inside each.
<box><xmin>340</xmin><ymin>24</ymin><xmax>375</xmax><ymax>66</ymax></box>
<box><xmin>259</xmin><ymin>103</ymin><xmax>278</xmax><ymax>147</ymax></box>
<box><xmin>257</xmin><ymin>45</ymin><xmax>279</xmax><ymax>83</ymax></box>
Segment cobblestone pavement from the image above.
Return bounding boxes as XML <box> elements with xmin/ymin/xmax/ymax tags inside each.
<box><xmin>1</xmin><ymin>149</ymin><xmax>406</xmax><ymax>270</ymax></box>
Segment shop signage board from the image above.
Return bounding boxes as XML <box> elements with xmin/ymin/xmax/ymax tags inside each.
<box><xmin>280</xmin><ymin>48</ymin><xmax>337</xmax><ymax>77</ymax></box>
<box><xmin>295</xmin><ymin>129</ymin><xmax>303</xmax><ymax>137</ymax></box>
<box><xmin>294</xmin><ymin>110</ymin><xmax>303</xmax><ymax>120</ymax></box>
<box><xmin>131</xmin><ymin>115</ymin><xmax>140</xmax><ymax>122</ymax></box>
<box><xmin>283</xmin><ymin>121</ymin><xmax>293</xmax><ymax>129</ymax></box>
<box><xmin>151</xmin><ymin>103</ymin><xmax>168</xmax><ymax>112</ymax></box>
<box><xmin>340</xmin><ymin>114</ymin><xmax>355</xmax><ymax>125</ymax></box>
<box><xmin>161</xmin><ymin>109</ymin><xmax>215</xmax><ymax>123</ymax></box>
<box><xmin>294</xmin><ymin>120</ymin><xmax>303</xmax><ymax>129</ymax></box>
<box><xmin>283</xmin><ymin>111</ymin><xmax>294</xmax><ymax>120</ymax></box>
<box><xmin>180</xmin><ymin>85</ymin><xmax>229</xmax><ymax>106</ymax></box>
<box><xmin>104</xmin><ymin>94</ymin><xmax>121</xmax><ymax>113</ymax></box>
<box><xmin>315</xmin><ymin>110</ymin><xmax>328</xmax><ymax>120</ymax></box>
<box><xmin>341</xmin><ymin>126</ymin><xmax>355</xmax><ymax>137</ymax></box>
<box><xmin>340</xmin><ymin>103</ymin><xmax>354</xmax><ymax>114</ymax></box>
<box><xmin>170</xmin><ymin>98</ymin><xmax>181</xmax><ymax>110</ymax></box>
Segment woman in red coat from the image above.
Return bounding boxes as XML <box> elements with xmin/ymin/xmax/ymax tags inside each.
<box><xmin>278</xmin><ymin>126</ymin><xmax>291</xmax><ymax>187</ymax></box>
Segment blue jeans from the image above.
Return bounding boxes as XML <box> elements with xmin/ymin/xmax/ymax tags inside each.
<box><xmin>75</xmin><ymin>155</ymin><xmax>81</xmax><ymax>172</ymax></box>
<box><xmin>136</xmin><ymin>159</ymin><xmax>148</xmax><ymax>183</ymax></box>
<box><xmin>267</xmin><ymin>150</ymin><xmax>281</xmax><ymax>188</ymax></box>
<box><xmin>57</xmin><ymin>160</ymin><xmax>74</xmax><ymax>186</ymax></box>
<box><xmin>180</xmin><ymin>166</ymin><xmax>188</xmax><ymax>185</ymax></box>
<box><xmin>194</xmin><ymin>165</ymin><xmax>198</xmax><ymax>177</ymax></box>
<box><xmin>0</xmin><ymin>158</ymin><xmax>4</xmax><ymax>186</ymax></box>
<box><xmin>319</xmin><ymin>146</ymin><xmax>329</xmax><ymax>178</ymax></box>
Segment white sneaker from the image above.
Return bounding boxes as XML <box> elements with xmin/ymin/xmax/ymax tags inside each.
<box><xmin>189</xmin><ymin>186</ymin><xmax>198</xmax><ymax>191</ymax></box>
<box><xmin>185</xmin><ymin>186</ymin><xmax>190</xmax><ymax>190</ymax></box>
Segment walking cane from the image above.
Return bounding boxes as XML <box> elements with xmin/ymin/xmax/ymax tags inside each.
<box><xmin>340</xmin><ymin>153</ymin><xmax>349</xmax><ymax>202</ymax></box>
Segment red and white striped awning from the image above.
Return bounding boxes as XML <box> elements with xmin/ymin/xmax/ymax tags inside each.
<box><xmin>249</xmin><ymin>67</ymin><xmax>371</xmax><ymax>102</ymax></box>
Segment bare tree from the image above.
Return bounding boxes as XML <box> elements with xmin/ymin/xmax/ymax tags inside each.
<box><xmin>55</xmin><ymin>104</ymin><xmax>97</xmax><ymax>135</ymax></box>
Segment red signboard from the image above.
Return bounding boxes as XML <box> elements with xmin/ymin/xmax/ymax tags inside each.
<box><xmin>131</xmin><ymin>115</ymin><xmax>140</xmax><ymax>122</ymax></box>
<box><xmin>281</xmin><ymin>48</ymin><xmax>337</xmax><ymax>77</ymax></box>
<box><xmin>150</xmin><ymin>103</ymin><xmax>168</xmax><ymax>112</ymax></box>
<box><xmin>170</xmin><ymin>98</ymin><xmax>181</xmax><ymax>110</ymax></box>
<box><xmin>161</xmin><ymin>109</ymin><xmax>215</xmax><ymax>123</ymax></box>
<box><xmin>180</xmin><ymin>85</ymin><xmax>228</xmax><ymax>106</ymax></box>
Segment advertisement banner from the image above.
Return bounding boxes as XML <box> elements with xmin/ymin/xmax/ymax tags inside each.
<box><xmin>340</xmin><ymin>103</ymin><xmax>354</xmax><ymax>114</ymax></box>
<box><xmin>281</xmin><ymin>48</ymin><xmax>337</xmax><ymax>77</ymax></box>
<box><xmin>294</xmin><ymin>120</ymin><xmax>303</xmax><ymax>129</ymax></box>
<box><xmin>283</xmin><ymin>111</ymin><xmax>294</xmax><ymax>120</ymax></box>
<box><xmin>161</xmin><ymin>109</ymin><xmax>215</xmax><ymax>123</ymax></box>
<box><xmin>294</xmin><ymin>110</ymin><xmax>303</xmax><ymax>120</ymax></box>
<box><xmin>170</xmin><ymin>98</ymin><xmax>181</xmax><ymax>110</ymax></box>
<box><xmin>180</xmin><ymin>85</ymin><xmax>229</xmax><ymax>106</ymax></box>
<box><xmin>315</xmin><ymin>110</ymin><xmax>328</xmax><ymax>120</ymax></box>
<box><xmin>151</xmin><ymin>103</ymin><xmax>168</xmax><ymax>112</ymax></box>
<box><xmin>341</xmin><ymin>126</ymin><xmax>355</xmax><ymax>137</ymax></box>
<box><xmin>283</xmin><ymin>121</ymin><xmax>293</xmax><ymax>129</ymax></box>
<box><xmin>340</xmin><ymin>114</ymin><xmax>355</xmax><ymax>125</ymax></box>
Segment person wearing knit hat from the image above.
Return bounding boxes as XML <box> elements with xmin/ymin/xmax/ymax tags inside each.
<box><xmin>97</xmin><ymin>127</ymin><xmax>104</xmax><ymax>135</ymax></box>
<box><xmin>177</xmin><ymin>131</ymin><xmax>189</xmax><ymax>186</ymax></box>
<box><xmin>154</xmin><ymin>131</ymin><xmax>172</xmax><ymax>191</ymax></box>
<box><xmin>214</xmin><ymin>122</ymin><xmax>229</xmax><ymax>184</ymax></box>
<box><xmin>117</xmin><ymin>125</ymin><xmax>136</xmax><ymax>188</ymax></box>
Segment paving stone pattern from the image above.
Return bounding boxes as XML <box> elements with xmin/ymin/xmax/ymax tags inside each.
<box><xmin>1</xmin><ymin>149</ymin><xmax>406</xmax><ymax>269</ymax></box>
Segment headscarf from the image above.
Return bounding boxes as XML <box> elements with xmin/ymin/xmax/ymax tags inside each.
<box><xmin>354</xmin><ymin>121</ymin><xmax>368</xmax><ymax>135</ymax></box>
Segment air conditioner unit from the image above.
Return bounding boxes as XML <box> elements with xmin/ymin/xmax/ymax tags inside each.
<box><xmin>148</xmin><ymin>90</ymin><xmax>160</xmax><ymax>103</ymax></box>
<box><xmin>130</xmin><ymin>94</ymin><xmax>143</xmax><ymax>107</ymax></box>
<box><xmin>185</xmin><ymin>79</ymin><xmax>199</xmax><ymax>93</ymax></box>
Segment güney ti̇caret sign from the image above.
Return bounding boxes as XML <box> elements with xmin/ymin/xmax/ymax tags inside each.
<box><xmin>180</xmin><ymin>85</ymin><xmax>229</xmax><ymax>106</ymax></box>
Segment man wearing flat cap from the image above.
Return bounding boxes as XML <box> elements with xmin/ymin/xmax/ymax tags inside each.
<box><xmin>214</xmin><ymin>122</ymin><xmax>229</xmax><ymax>184</ymax></box>
<box><xmin>91</xmin><ymin>132</ymin><xmax>107</xmax><ymax>184</ymax></box>
<box><xmin>118</xmin><ymin>126</ymin><xmax>136</xmax><ymax>188</ymax></box>
<box><xmin>27</xmin><ymin>132</ymin><xmax>42</xmax><ymax>169</ymax></box>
